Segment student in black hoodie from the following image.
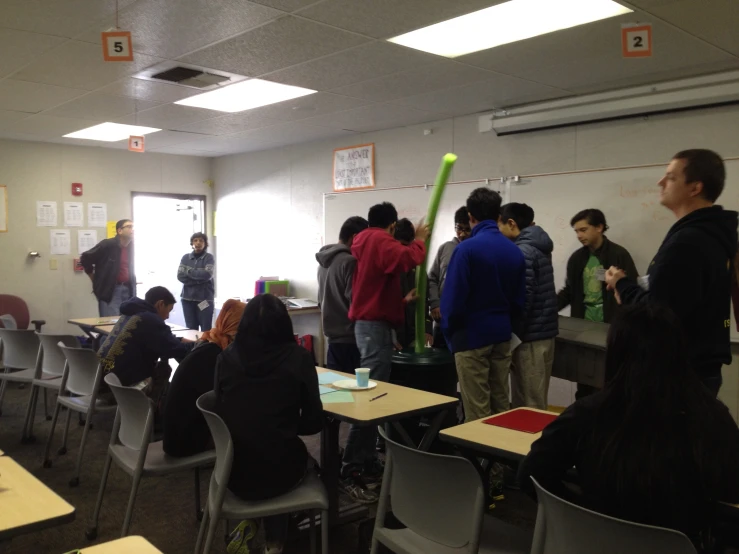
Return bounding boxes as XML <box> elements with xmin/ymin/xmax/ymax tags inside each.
<box><xmin>606</xmin><ymin>149</ymin><xmax>738</xmax><ymax>396</ymax></box>
<box><xmin>215</xmin><ymin>293</ymin><xmax>323</xmax><ymax>553</ymax></box>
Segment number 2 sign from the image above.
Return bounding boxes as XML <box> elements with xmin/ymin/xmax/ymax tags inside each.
<box><xmin>622</xmin><ymin>24</ymin><xmax>652</xmax><ymax>58</ymax></box>
<box><xmin>101</xmin><ymin>31</ymin><xmax>133</xmax><ymax>62</ymax></box>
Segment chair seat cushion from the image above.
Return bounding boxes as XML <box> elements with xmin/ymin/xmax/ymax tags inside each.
<box><xmin>0</xmin><ymin>368</ymin><xmax>36</xmax><ymax>382</ymax></box>
<box><xmin>217</xmin><ymin>470</ymin><xmax>329</xmax><ymax>520</ymax></box>
<box><xmin>376</xmin><ymin>513</ymin><xmax>532</xmax><ymax>554</ymax></box>
<box><xmin>58</xmin><ymin>394</ymin><xmax>117</xmax><ymax>413</ymax></box>
<box><xmin>109</xmin><ymin>441</ymin><xmax>215</xmax><ymax>476</ymax></box>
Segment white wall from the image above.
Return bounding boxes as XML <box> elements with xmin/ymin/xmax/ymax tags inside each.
<box><xmin>0</xmin><ymin>139</ymin><xmax>212</xmax><ymax>335</ymax></box>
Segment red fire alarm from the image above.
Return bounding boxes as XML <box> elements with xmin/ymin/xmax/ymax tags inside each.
<box><xmin>72</xmin><ymin>183</ymin><xmax>83</xmax><ymax>196</ymax></box>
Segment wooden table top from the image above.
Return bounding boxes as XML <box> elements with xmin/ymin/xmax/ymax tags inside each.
<box><xmin>316</xmin><ymin>367</ymin><xmax>458</xmax><ymax>425</ymax></box>
<box><xmin>439</xmin><ymin>408</ymin><xmax>557</xmax><ymax>460</ymax></box>
<box><xmin>69</xmin><ymin>318</ymin><xmax>190</xmax><ymax>334</ymax></box>
<box><xmin>74</xmin><ymin>535</ymin><xmax>163</xmax><ymax>553</ymax></box>
<box><xmin>0</xmin><ymin>456</ymin><xmax>75</xmax><ymax>540</ymax></box>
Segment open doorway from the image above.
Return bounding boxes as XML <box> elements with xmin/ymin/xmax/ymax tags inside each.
<box><xmin>132</xmin><ymin>193</ymin><xmax>207</xmax><ymax>327</ymax></box>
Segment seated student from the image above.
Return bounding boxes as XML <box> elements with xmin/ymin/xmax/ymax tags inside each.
<box><xmin>394</xmin><ymin>218</ymin><xmax>432</xmax><ymax>349</ymax></box>
<box><xmin>215</xmin><ymin>294</ymin><xmax>323</xmax><ymax>554</ymax></box>
<box><xmin>97</xmin><ymin>286</ymin><xmax>192</xmax><ymax>405</ymax></box>
<box><xmin>519</xmin><ymin>303</ymin><xmax>739</xmax><ymax>551</ymax></box>
<box><xmin>162</xmin><ymin>299</ymin><xmax>245</xmax><ymax>457</ymax></box>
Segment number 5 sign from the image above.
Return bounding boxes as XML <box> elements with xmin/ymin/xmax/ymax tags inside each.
<box><xmin>101</xmin><ymin>31</ymin><xmax>133</xmax><ymax>62</ymax></box>
<box><xmin>622</xmin><ymin>24</ymin><xmax>652</xmax><ymax>58</ymax></box>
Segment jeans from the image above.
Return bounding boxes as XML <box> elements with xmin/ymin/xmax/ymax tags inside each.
<box><xmin>98</xmin><ymin>284</ymin><xmax>133</xmax><ymax>317</ymax></box>
<box><xmin>182</xmin><ymin>299</ymin><xmax>214</xmax><ymax>331</ymax></box>
<box><xmin>326</xmin><ymin>342</ymin><xmax>361</xmax><ymax>374</ymax></box>
<box><xmin>341</xmin><ymin>321</ymin><xmax>394</xmax><ymax>476</ymax></box>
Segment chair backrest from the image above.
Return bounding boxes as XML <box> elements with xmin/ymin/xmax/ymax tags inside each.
<box><xmin>0</xmin><ymin>295</ymin><xmax>30</xmax><ymax>329</ymax></box>
<box><xmin>37</xmin><ymin>334</ymin><xmax>80</xmax><ymax>377</ymax></box>
<box><xmin>530</xmin><ymin>478</ymin><xmax>698</xmax><ymax>554</ymax></box>
<box><xmin>196</xmin><ymin>392</ymin><xmax>234</xmax><ymax>489</ymax></box>
<box><xmin>104</xmin><ymin>372</ymin><xmax>153</xmax><ymax>451</ymax></box>
<box><xmin>0</xmin><ymin>314</ymin><xmax>17</xmax><ymax>329</ymax></box>
<box><xmin>378</xmin><ymin>426</ymin><xmax>485</xmax><ymax>549</ymax></box>
<box><xmin>0</xmin><ymin>328</ymin><xmax>40</xmax><ymax>369</ymax></box>
<box><xmin>59</xmin><ymin>345</ymin><xmax>101</xmax><ymax>396</ymax></box>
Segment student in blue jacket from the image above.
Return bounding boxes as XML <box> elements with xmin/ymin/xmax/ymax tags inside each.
<box><xmin>441</xmin><ymin>188</ymin><xmax>526</xmax><ymax>420</ymax></box>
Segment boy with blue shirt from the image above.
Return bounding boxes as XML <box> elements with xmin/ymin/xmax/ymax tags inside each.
<box><xmin>442</xmin><ymin>188</ymin><xmax>526</xmax><ymax>420</ymax></box>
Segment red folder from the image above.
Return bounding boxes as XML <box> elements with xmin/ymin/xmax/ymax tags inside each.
<box><xmin>483</xmin><ymin>409</ymin><xmax>557</xmax><ymax>434</ymax></box>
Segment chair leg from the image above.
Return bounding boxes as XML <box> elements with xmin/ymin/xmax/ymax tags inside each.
<box><xmin>86</xmin><ymin>453</ymin><xmax>112</xmax><ymax>540</ymax></box>
<box><xmin>0</xmin><ymin>373</ymin><xmax>9</xmax><ymax>416</ymax></box>
<box><xmin>121</xmin><ymin>468</ymin><xmax>144</xmax><ymax>537</ymax></box>
<box><xmin>21</xmin><ymin>384</ymin><xmax>38</xmax><ymax>442</ymax></box>
<box><xmin>27</xmin><ymin>385</ymin><xmax>40</xmax><ymax>438</ymax></box>
<box><xmin>194</xmin><ymin>467</ymin><xmax>203</xmax><ymax>520</ymax></box>
<box><xmin>43</xmin><ymin>388</ymin><xmax>50</xmax><ymax>420</ymax></box>
<box><xmin>321</xmin><ymin>509</ymin><xmax>329</xmax><ymax>554</ymax></box>
<box><xmin>309</xmin><ymin>510</ymin><xmax>317</xmax><ymax>554</ymax></box>
<box><xmin>60</xmin><ymin>407</ymin><xmax>73</xmax><ymax>454</ymax></box>
<box><xmin>194</xmin><ymin>504</ymin><xmax>210</xmax><ymax>554</ymax></box>
<box><xmin>42</xmin><ymin>402</ymin><xmax>63</xmax><ymax>467</ymax></box>
<box><xmin>202</xmin><ymin>504</ymin><xmax>223</xmax><ymax>554</ymax></box>
<box><xmin>70</xmin><ymin>407</ymin><xmax>94</xmax><ymax>487</ymax></box>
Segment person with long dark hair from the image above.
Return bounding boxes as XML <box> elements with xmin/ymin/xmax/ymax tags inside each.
<box><xmin>215</xmin><ymin>294</ymin><xmax>322</xmax><ymax>554</ymax></box>
<box><xmin>519</xmin><ymin>303</ymin><xmax>739</xmax><ymax>551</ymax></box>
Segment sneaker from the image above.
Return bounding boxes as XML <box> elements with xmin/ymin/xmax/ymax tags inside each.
<box><xmin>265</xmin><ymin>544</ymin><xmax>284</xmax><ymax>554</ymax></box>
<box><xmin>489</xmin><ymin>463</ymin><xmax>505</xmax><ymax>503</ymax></box>
<box><xmin>362</xmin><ymin>459</ymin><xmax>385</xmax><ymax>489</ymax></box>
<box><xmin>227</xmin><ymin>519</ymin><xmax>260</xmax><ymax>554</ymax></box>
<box><xmin>340</xmin><ymin>472</ymin><xmax>379</xmax><ymax>504</ymax></box>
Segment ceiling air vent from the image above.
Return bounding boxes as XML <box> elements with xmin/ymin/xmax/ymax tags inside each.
<box><xmin>134</xmin><ymin>62</ymin><xmax>248</xmax><ymax>91</ymax></box>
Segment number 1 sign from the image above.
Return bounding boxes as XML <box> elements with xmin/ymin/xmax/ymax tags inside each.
<box><xmin>101</xmin><ymin>31</ymin><xmax>134</xmax><ymax>62</ymax></box>
<box><xmin>622</xmin><ymin>24</ymin><xmax>652</xmax><ymax>58</ymax></box>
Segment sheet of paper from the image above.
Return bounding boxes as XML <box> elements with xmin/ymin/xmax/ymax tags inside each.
<box><xmin>88</xmin><ymin>203</ymin><xmax>107</xmax><ymax>227</ymax></box>
<box><xmin>77</xmin><ymin>230</ymin><xmax>98</xmax><ymax>255</ymax></box>
<box><xmin>318</xmin><ymin>372</ymin><xmax>347</xmax><ymax>385</ymax></box>
<box><xmin>510</xmin><ymin>333</ymin><xmax>522</xmax><ymax>352</ymax></box>
<box><xmin>321</xmin><ymin>391</ymin><xmax>354</xmax><ymax>403</ymax></box>
<box><xmin>63</xmin><ymin>202</ymin><xmax>83</xmax><ymax>227</ymax></box>
<box><xmin>37</xmin><ymin>201</ymin><xmax>58</xmax><ymax>227</ymax></box>
<box><xmin>319</xmin><ymin>385</ymin><xmax>336</xmax><ymax>395</ymax></box>
<box><xmin>50</xmin><ymin>229</ymin><xmax>71</xmax><ymax>255</ymax></box>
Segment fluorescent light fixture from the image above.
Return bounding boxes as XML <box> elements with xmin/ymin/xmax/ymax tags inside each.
<box><xmin>64</xmin><ymin>122</ymin><xmax>161</xmax><ymax>142</ymax></box>
<box><xmin>388</xmin><ymin>0</ymin><xmax>632</xmax><ymax>58</ymax></box>
<box><xmin>175</xmin><ymin>79</ymin><xmax>317</xmax><ymax>113</ymax></box>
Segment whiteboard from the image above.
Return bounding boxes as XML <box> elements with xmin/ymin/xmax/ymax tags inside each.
<box><xmin>323</xmin><ymin>180</ymin><xmax>506</xmax><ymax>267</ymax></box>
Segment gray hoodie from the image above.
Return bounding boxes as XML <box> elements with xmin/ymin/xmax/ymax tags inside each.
<box><xmin>515</xmin><ymin>225</ymin><xmax>558</xmax><ymax>342</ymax></box>
<box><xmin>428</xmin><ymin>237</ymin><xmax>460</xmax><ymax>310</ymax></box>
<box><xmin>316</xmin><ymin>243</ymin><xmax>356</xmax><ymax>344</ymax></box>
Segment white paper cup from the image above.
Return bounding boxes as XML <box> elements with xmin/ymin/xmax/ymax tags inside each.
<box><xmin>356</xmin><ymin>368</ymin><xmax>370</xmax><ymax>388</ymax></box>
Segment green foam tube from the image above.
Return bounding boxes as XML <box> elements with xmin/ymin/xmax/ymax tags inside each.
<box><xmin>415</xmin><ymin>153</ymin><xmax>458</xmax><ymax>353</ymax></box>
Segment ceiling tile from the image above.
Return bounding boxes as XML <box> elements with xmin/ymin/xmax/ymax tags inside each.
<box><xmin>301</xmin><ymin>103</ymin><xmax>443</xmax><ymax>132</ymax></box>
<box><xmin>459</xmin><ymin>15</ymin><xmax>738</xmax><ymax>91</ymax></box>
<box><xmin>0</xmin><ymin>0</ymin><xmax>136</xmax><ymax>37</ymax></box>
<box><xmin>147</xmin><ymin>145</ymin><xmax>223</xmax><ymax>157</ymax></box>
<box><xmin>179</xmin><ymin>16</ymin><xmax>369</xmax><ymax>77</ymax></box>
<box><xmin>631</xmin><ymin>0</ymin><xmax>739</xmax><ymax>57</ymax></box>
<box><xmin>115</xmin><ymin>104</ymin><xmax>223</xmax><ymax>129</ymax></box>
<box><xmin>389</xmin><ymin>78</ymin><xmax>570</xmax><ymax>115</ymax></box>
<box><xmin>247</xmin><ymin>92</ymin><xmax>372</xmax><ymax>121</ymax></box>
<box><xmin>330</xmin><ymin>60</ymin><xmax>494</xmax><ymax>102</ymax></box>
<box><xmin>11</xmin><ymin>40</ymin><xmax>163</xmax><ymax>91</ymax></box>
<box><xmin>97</xmin><ymin>78</ymin><xmax>203</xmax><ymax>103</ymax></box>
<box><xmin>171</xmin><ymin>112</ymin><xmax>281</xmax><ymax>135</ymax></box>
<box><xmin>0</xmin><ymin>29</ymin><xmax>67</xmax><ymax>78</ymax></box>
<box><xmin>76</xmin><ymin>0</ymin><xmax>282</xmax><ymax>59</ymax></box>
<box><xmin>137</xmin><ymin>130</ymin><xmax>208</xmax><ymax>149</ymax></box>
<box><xmin>0</xmin><ymin>110</ymin><xmax>31</xmax><ymax>128</ymax></box>
<box><xmin>297</xmin><ymin>0</ymin><xmax>506</xmax><ymax>39</ymax></box>
<box><xmin>4</xmin><ymin>115</ymin><xmax>100</xmax><ymax>138</ymax></box>
<box><xmin>44</xmin><ymin>92</ymin><xmax>161</xmax><ymax>120</ymax></box>
<box><xmin>0</xmin><ymin>80</ymin><xmax>87</xmax><ymax>113</ymax></box>
<box><xmin>250</xmin><ymin>0</ymin><xmax>323</xmax><ymax>12</ymax></box>
<box><xmin>264</xmin><ymin>41</ymin><xmax>437</xmax><ymax>90</ymax></box>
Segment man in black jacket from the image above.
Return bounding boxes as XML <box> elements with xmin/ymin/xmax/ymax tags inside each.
<box><xmin>606</xmin><ymin>149</ymin><xmax>738</xmax><ymax>396</ymax></box>
<box><xmin>557</xmin><ymin>209</ymin><xmax>638</xmax><ymax>398</ymax></box>
<box><xmin>80</xmin><ymin>219</ymin><xmax>136</xmax><ymax>316</ymax></box>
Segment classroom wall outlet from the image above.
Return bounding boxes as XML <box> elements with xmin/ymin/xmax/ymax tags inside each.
<box><xmin>49</xmin><ymin>258</ymin><xmax>58</xmax><ymax>270</ymax></box>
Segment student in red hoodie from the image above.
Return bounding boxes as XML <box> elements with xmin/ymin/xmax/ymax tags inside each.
<box><xmin>341</xmin><ymin>202</ymin><xmax>428</xmax><ymax>503</ymax></box>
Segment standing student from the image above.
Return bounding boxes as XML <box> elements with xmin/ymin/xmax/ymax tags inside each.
<box><xmin>499</xmin><ymin>203</ymin><xmax>558</xmax><ymax>409</ymax></box>
<box><xmin>342</xmin><ymin>202</ymin><xmax>428</xmax><ymax>502</ymax></box>
<box><xmin>394</xmin><ymin>218</ymin><xmax>432</xmax><ymax>349</ymax></box>
<box><xmin>442</xmin><ymin>188</ymin><xmax>525</xmax><ymax>420</ymax></box>
<box><xmin>428</xmin><ymin>206</ymin><xmax>471</xmax><ymax>347</ymax></box>
<box><xmin>177</xmin><ymin>232</ymin><xmax>215</xmax><ymax>332</ymax></box>
<box><xmin>557</xmin><ymin>209</ymin><xmax>637</xmax><ymax>398</ymax></box>
<box><xmin>316</xmin><ymin>216</ymin><xmax>369</xmax><ymax>373</ymax></box>
<box><xmin>606</xmin><ymin>149</ymin><xmax>738</xmax><ymax>396</ymax></box>
<box><xmin>80</xmin><ymin>219</ymin><xmax>136</xmax><ymax>317</ymax></box>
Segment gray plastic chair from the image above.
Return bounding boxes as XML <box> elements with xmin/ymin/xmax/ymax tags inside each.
<box><xmin>194</xmin><ymin>391</ymin><xmax>329</xmax><ymax>554</ymax></box>
<box><xmin>530</xmin><ymin>477</ymin><xmax>697</xmax><ymax>554</ymax></box>
<box><xmin>371</xmin><ymin>426</ymin><xmax>532</xmax><ymax>554</ymax></box>
<box><xmin>42</xmin><ymin>345</ymin><xmax>116</xmax><ymax>487</ymax></box>
<box><xmin>0</xmin><ymin>328</ymin><xmax>41</xmax><ymax>417</ymax></box>
<box><xmin>21</xmin><ymin>334</ymin><xmax>80</xmax><ymax>443</ymax></box>
<box><xmin>87</xmin><ymin>373</ymin><xmax>216</xmax><ymax>540</ymax></box>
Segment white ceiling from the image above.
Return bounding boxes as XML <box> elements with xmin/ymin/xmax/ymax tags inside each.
<box><xmin>0</xmin><ymin>0</ymin><xmax>736</xmax><ymax>157</ymax></box>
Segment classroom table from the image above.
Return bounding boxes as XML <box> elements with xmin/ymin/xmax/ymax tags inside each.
<box><xmin>68</xmin><ymin>317</ymin><xmax>192</xmax><ymax>348</ymax></box>
<box><xmin>0</xmin><ymin>456</ymin><xmax>75</xmax><ymax>540</ymax></box>
<box><xmin>69</xmin><ymin>535</ymin><xmax>162</xmax><ymax>553</ymax></box>
<box><xmin>439</xmin><ymin>407</ymin><xmax>558</xmax><ymax>461</ymax></box>
<box><xmin>553</xmin><ymin>316</ymin><xmax>608</xmax><ymax>387</ymax></box>
<box><xmin>316</xmin><ymin>367</ymin><xmax>458</xmax><ymax>526</ymax></box>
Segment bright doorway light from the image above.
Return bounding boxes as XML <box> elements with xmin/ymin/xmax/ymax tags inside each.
<box><xmin>388</xmin><ymin>0</ymin><xmax>633</xmax><ymax>58</ymax></box>
<box><xmin>63</xmin><ymin>122</ymin><xmax>161</xmax><ymax>142</ymax></box>
<box><xmin>175</xmin><ymin>78</ymin><xmax>317</xmax><ymax>113</ymax></box>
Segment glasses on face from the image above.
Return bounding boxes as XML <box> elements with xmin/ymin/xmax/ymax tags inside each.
<box><xmin>455</xmin><ymin>225</ymin><xmax>471</xmax><ymax>233</ymax></box>
<box><xmin>121</xmin><ymin>224</ymin><xmax>134</xmax><ymax>230</ymax></box>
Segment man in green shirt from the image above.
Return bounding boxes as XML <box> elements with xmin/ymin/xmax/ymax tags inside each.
<box><xmin>558</xmin><ymin>209</ymin><xmax>638</xmax><ymax>397</ymax></box>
